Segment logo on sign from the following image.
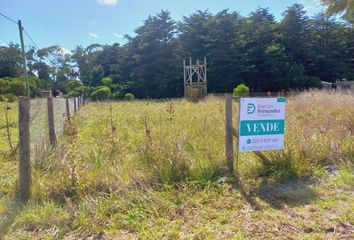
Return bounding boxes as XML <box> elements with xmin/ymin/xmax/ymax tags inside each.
<box><xmin>247</xmin><ymin>103</ymin><xmax>255</xmax><ymax>114</ymax></box>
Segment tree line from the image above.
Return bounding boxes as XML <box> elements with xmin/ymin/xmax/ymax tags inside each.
<box><xmin>1</xmin><ymin>4</ymin><xmax>353</xmax><ymax>100</ymax></box>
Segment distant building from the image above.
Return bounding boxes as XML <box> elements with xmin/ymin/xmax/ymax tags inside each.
<box><xmin>336</xmin><ymin>80</ymin><xmax>354</xmax><ymax>92</ymax></box>
<box><xmin>321</xmin><ymin>81</ymin><xmax>333</xmax><ymax>90</ymax></box>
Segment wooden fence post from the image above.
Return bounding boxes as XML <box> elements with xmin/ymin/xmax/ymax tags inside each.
<box><xmin>74</xmin><ymin>97</ymin><xmax>77</xmax><ymax>114</ymax></box>
<box><xmin>47</xmin><ymin>97</ymin><xmax>56</xmax><ymax>146</ymax></box>
<box><xmin>225</xmin><ymin>94</ymin><xmax>234</xmax><ymax>172</ymax></box>
<box><xmin>18</xmin><ymin>97</ymin><xmax>31</xmax><ymax>202</ymax></box>
<box><xmin>66</xmin><ymin>98</ymin><xmax>70</xmax><ymax>123</ymax></box>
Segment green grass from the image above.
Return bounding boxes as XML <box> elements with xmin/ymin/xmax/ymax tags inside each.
<box><xmin>0</xmin><ymin>102</ymin><xmax>18</xmax><ymax>156</ymax></box>
<box><xmin>0</xmin><ymin>91</ymin><xmax>353</xmax><ymax>239</ymax></box>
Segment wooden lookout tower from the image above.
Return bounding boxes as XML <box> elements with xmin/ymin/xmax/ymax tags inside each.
<box><xmin>183</xmin><ymin>57</ymin><xmax>207</xmax><ymax>98</ymax></box>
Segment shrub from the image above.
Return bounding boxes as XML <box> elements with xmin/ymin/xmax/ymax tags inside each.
<box><xmin>102</xmin><ymin>77</ymin><xmax>113</xmax><ymax>88</ymax></box>
<box><xmin>233</xmin><ymin>83</ymin><xmax>249</xmax><ymax>97</ymax></box>
<box><xmin>0</xmin><ymin>76</ymin><xmax>44</xmax><ymax>97</ymax></box>
<box><xmin>66</xmin><ymin>90</ymin><xmax>80</xmax><ymax>98</ymax></box>
<box><xmin>0</xmin><ymin>78</ymin><xmax>8</xmax><ymax>94</ymax></box>
<box><xmin>112</xmin><ymin>91</ymin><xmax>121</xmax><ymax>100</ymax></box>
<box><xmin>67</xmin><ymin>80</ymin><xmax>81</xmax><ymax>90</ymax></box>
<box><xmin>66</xmin><ymin>86</ymin><xmax>92</xmax><ymax>98</ymax></box>
<box><xmin>90</xmin><ymin>86</ymin><xmax>111</xmax><ymax>101</ymax></box>
<box><xmin>7</xmin><ymin>80</ymin><xmax>25</xmax><ymax>96</ymax></box>
<box><xmin>0</xmin><ymin>93</ymin><xmax>17</xmax><ymax>102</ymax></box>
<box><xmin>124</xmin><ymin>93</ymin><xmax>135</xmax><ymax>101</ymax></box>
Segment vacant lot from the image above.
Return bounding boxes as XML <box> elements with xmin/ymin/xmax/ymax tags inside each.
<box><xmin>0</xmin><ymin>91</ymin><xmax>353</xmax><ymax>239</ymax></box>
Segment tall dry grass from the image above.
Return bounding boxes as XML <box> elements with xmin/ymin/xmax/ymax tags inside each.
<box><xmin>0</xmin><ymin>91</ymin><xmax>353</xmax><ymax>239</ymax></box>
<box><xmin>0</xmin><ymin>91</ymin><xmax>353</xmax><ymax>201</ymax></box>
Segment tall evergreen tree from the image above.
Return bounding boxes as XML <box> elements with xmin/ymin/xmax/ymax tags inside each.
<box><xmin>241</xmin><ymin>7</ymin><xmax>279</xmax><ymax>91</ymax></box>
<box><xmin>280</xmin><ymin>4</ymin><xmax>311</xmax><ymax>65</ymax></box>
<box><xmin>179</xmin><ymin>10</ymin><xmax>213</xmax><ymax>59</ymax></box>
<box><xmin>207</xmin><ymin>10</ymin><xmax>245</xmax><ymax>92</ymax></box>
<box><xmin>308</xmin><ymin>13</ymin><xmax>350</xmax><ymax>82</ymax></box>
<box><xmin>125</xmin><ymin>10</ymin><xmax>181</xmax><ymax>98</ymax></box>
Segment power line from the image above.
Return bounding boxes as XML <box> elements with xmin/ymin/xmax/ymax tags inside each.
<box><xmin>0</xmin><ymin>12</ymin><xmax>41</xmax><ymax>51</ymax></box>
<box><xmin>1</xmin><ymin>13</ymin><xmax>59</xmax><ymax>65</ymax></box>
<box><xmin>23</xmin><ymin>28</ymin><xmax>40</xmax><ymax>51</ymax></box>
<box><xmin>0</xmin><ymin>12</ymin><xmax>17</xmax><ymax>25</ymax></box>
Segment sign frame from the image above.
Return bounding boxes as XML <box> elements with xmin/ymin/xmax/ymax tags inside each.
<box><xmin>237</xmin><ymin>97</ymin><xmax>286</xmax><ymax>153</ymax></box>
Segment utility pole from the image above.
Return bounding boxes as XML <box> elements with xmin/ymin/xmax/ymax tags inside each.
<box><xmin>18</xmin><ymin>20</ymin><xmax>30</xmax><ymax>98</ymax></box>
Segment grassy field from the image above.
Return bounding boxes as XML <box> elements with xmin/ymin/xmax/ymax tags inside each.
<box><xmin>0</xmin><ymin>91</ymin><xmax>353</xmax><ymax>239</ymax></box>
<box><xmin>0</xmin><ymin>102</ymin><xmax>18</xmax><ymax>156</ymax></box>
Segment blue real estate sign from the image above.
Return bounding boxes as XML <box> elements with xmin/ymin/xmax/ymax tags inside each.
<box><xmin>238</xmin><ymin>97</ymin><xmax>286</xmax><ymax>152</ymax></box>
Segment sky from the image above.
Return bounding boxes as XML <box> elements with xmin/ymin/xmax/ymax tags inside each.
<box><xmin>0</xmin><ymin>0</ymin><xmax>324</xmax><ymax>52</ymax></box>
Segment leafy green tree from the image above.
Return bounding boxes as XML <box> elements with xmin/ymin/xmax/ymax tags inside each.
<box><xmin>0</xmin><ymin>44</ymin><xmax>22</xmax><ymax>78</ymax></box>
<box><xmin>37</xmin><ymin>45</ymin><xmax>76</xmax><ymax>92</ymax></box>
<box><xmin>4</xmin><ymin>5</ymin><xmax>348</xmax><ymax>98</ymax></box>
<box><xmin>89</xmin><ymin>65</ymin><xmax>104</xmax><ymax>86</ymax></box>
<box><xmin>322</xmin><ymin>0</ymin><xmax>354</xmax><ymax>23</ymax></box>
<box><xmin>31</xmin><ymin>61</ymin><xmax>52</xmax><ymax>88</ymax></box>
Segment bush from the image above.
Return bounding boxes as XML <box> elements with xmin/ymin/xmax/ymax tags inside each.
<box><xmin>66</xmin><ymin>86</ymin><xmax>92</xmax><ymax>98</ymax></box>
<box><xmin>102</xmin><ymin>77</ymin><xmax>113</xmax><ymax>88</ymax></box>
<box><xmin>90</xmin><ymin>86</ymin><xmax>111</xmax><ymax>101</ymax></box>
<box><xmin>67</xmin><ymin>80</ymin><xmax>81</xmax><ymax>90</ymax></box>
<box><xmin>7</xmin><ymin>80</ymin><xmax>25</xmax><ymax>96</ymax></box>
<box><xmin>66</xmin><ymin>90</ymin><xmax>80</xmax><ymax>98</ymax></box>
<box><xmin>0</xmin><ymin>78</ymin><xmax>8</xmax><ymax>94</ymax></box>
<box><xmin>124</xmin><ymin>93</ymin><xmax>135</xmax><ymax>101</ymax></box>
<box><xmin>29</xmin><ymin>76</ymin><xmax>45</xmax><ymax>97</ymax></box>
<box><xmin>0</xmin><ymin>93</ymin><xmax>17</xmax><ymax>102</ymax></box>
<box><xmin>0</xmin><ymin>76</ymin><xmax>44</xmax><ymax>97</ymax></box>
<box><xmin>233</xmin><ymin>83</ymin><xmax>249</xmax><ymax>97</ymax></box>
<box><xmin>112</xmin><ymin>91</ymin><xmax>121</xmax><ymax>100</ymax></box>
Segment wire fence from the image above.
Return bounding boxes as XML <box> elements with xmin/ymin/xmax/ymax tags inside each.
<box><xmin>0</xmin><ymin>97</ymin><xmax>82</xmax><ymax>158</ymax></box>
<box><xmin>28</xmin><ymin>98</ymin><xmax>77</xmax><ymax>160</ymax></box>
<box><xmin>1</xmin><ymin>90</ymin><xmax>353</xmax><ymax>202</ymax></box>
<box><xmin>16</xmin><ymin>96</ymin><xmax>85</xmax><ymax>201</ymax></box>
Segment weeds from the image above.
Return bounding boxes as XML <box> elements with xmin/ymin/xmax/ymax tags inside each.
<box><xmin>0</xmin><ymin>91</ymin><xmax>353</xmax><ymax>239</ymax></box>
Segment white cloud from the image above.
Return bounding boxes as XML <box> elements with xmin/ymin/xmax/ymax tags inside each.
<box><xmin>97</xmin><ymin>0</ymin><xmax>119</xmax><ymax>6</ymax></box>
<box><xmin>301</xmin><ymin>0</ymin><xmax>323</xmax><ymax>11</ymax></box>
<box><xmin>89</xmin><ymin>32</ymin><xmax>100</xmax><ymax>39</ymax></box>
<box><xmin>113</xmin><ymin>32</ymin><xmax>123</xmax><ymax>39</ymax></box>
<box><xmin>59</xmin><ymin>47</ymin><xmax>72</xmax><ymax>56</ymax></box>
